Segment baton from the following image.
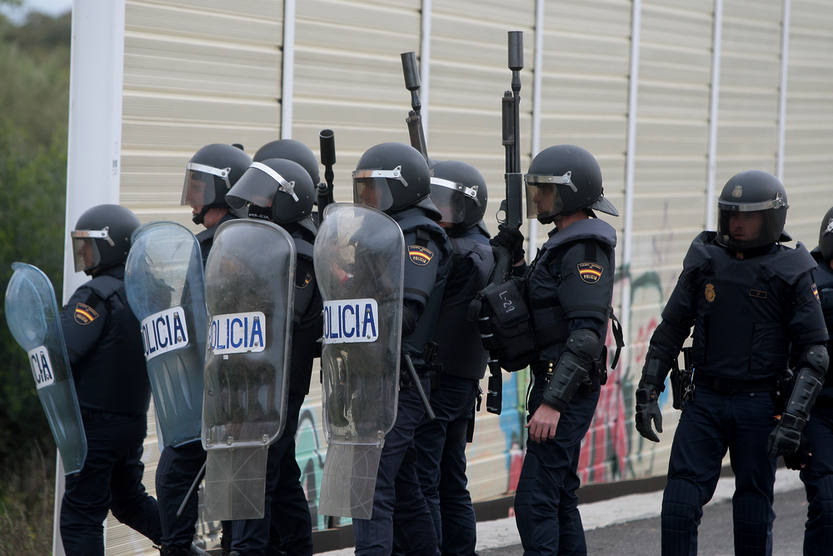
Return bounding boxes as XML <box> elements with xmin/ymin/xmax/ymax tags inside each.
<box><xmin>175</xmin><ymin>461</ymin><xmax>206</xmax><ymax>518</ymax></box>
<box><xmin>403</xmin><ymin>353</ymin><xmax>436</xmax><ymax>421</ymax></box>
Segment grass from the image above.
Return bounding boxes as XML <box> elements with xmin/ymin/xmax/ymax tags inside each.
<box><xmin>0</xmin><ymin>441</ymin><xmax>56</xmax><ymax>556</ymax></box>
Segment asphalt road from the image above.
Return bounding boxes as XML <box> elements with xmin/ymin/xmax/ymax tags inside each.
<box><xmin>479</xmin><ymin>486</ymin><xmax>809</xmax><ymax>556</ymax></box>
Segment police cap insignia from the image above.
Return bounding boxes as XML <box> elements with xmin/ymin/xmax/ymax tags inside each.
<box><xmin>577</xmin><ymin>262</ymin><xmax>603</xmax><ymax>284</ymax></box>
<box><xmin>74</xmin><ymin>302</ymin><xmax>99</xmax><ymax>325</ymax></box>
<box><xmin>408</xmin><ymin>245</ymin><xmax>434</xmax><ymax>266</ymax></box>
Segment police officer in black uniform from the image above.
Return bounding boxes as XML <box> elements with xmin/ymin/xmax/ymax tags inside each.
<box><xmin>60</xmin><ymin>204</ymin><xmax>162</xmax><ymax>555</ymax></box>
<box><xmin>634</xmin><ymin>170</ymin><xmax>829</xmax><ymax>555</ymax></box>
<box><xmin>405</xmin><ymin>160</ymin><xmax>493</xmax><ymax>555</ymax></box>
<box><xmin>798</xmin><ymin>206</ymin><xmax>833</xmax><ymax>554</ymax></box>
<box><xmin>157</xmin><ymin>143</ymin><xmax>252</xmax><ymax>556</ymax></box>
<box><xmin>494</xmin><ymin>145</ymin><xmax>618</xmax><ymax>554</ymax></box>
<box><xmin>181</xmin><ymin>143</ymin><xmax>253</xmax><ymax>264</ymax></box>
<box><xmin>351</xmin><ymin>142</ymin><xmax>453</xmax><ymax>555</ymax></box>
<box><xmin>224</xmin><ymin>157</ymin><xmax>320</xmax><ymax>556</ymax></box>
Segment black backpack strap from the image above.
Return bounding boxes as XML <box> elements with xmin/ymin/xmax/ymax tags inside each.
<box><xmin>609</xmin><ymin>308</ymin><xmax>625</xmax><ymax>368</ymax></box>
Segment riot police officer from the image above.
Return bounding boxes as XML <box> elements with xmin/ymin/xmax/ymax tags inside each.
<box><xmin>159</xmin><ymin>143</ymin><xmax>252</xmax><ymax>555</ymax></box>
<box><xmin>404</xmin><ymin>160</ymin><xmax>493</xmax><ymax>554</ymax></box>
<box><xmin>60</xmin><ymin>204</ymin><xmax>162</xmax><ymax>555</ymax></box>
<box><xmin>224</xmin><ymin>157</ymin><xmax>320</xmax><ymax>555</ymax></box>
<box><xmin>798</xmin><ymin>206</ymin><xmax>833</xmax><ymax>554</ymax></box>
<box><xmin>634</xmin><ymin>170</ymin><xmax>829</xmax><ymax>555</ymax></box>
<box><xmin>492</xmin><ymin>145</ymin><xmax>618</xmax><ymax>554</ymax></box>
<box><xmin>352</xmin><ymin>142</ymin><xmax>453</xmax><ymax>555</ymax></box>
<box><xmin>180</xmin><ymin>143</ymin><xmax>252</xmax><ymax>263</ymax></box>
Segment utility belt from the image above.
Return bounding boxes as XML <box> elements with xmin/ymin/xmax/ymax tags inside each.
<box><xmin>693</xmin><ymin>373</ymin><xmax>776</xmax><ymax>395</ymax></box>
<box><xmin>400</xmin><ymin>341</ymin><xmax>441</xmax><ymax>390</ymax></box>
<box><xmin>530</xmin><ymin>360</ymin><xmax>601</xmax><ymax>394</ymax></box>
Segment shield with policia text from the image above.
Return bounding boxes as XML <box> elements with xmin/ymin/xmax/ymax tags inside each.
<box><xmin>314</xmin><ymin>203</ymin><xmax>404</xmax><ymax>518</ymax></box>
<box><xmin>4</xmin><ymin>263</ymin><xmax>87</xmax><ymax>474</ymax></box>
<box><xmin>202</xmin><ymin>218</ymin><xmax>295</xmax><ymax>521</ymax></box>
<box><xmin>124</xmin><ymin>222</ymin><xmax>207</xmax><ymax>449</ymax></box>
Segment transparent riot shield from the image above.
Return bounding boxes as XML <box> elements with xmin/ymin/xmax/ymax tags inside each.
<box><xmin>314</xmin><ymin>203</ymin><xmax>404</xmax><ymax>518</ymax></box>
<box><xmin>4</xmin><ymin>263</ymin><xmax>87</xmax><ymax>474</ymax></box>
<box><xmin>202</xmin><ymin>218</ymin><xmax>295</xmax><ymax>521</ymax></box>
<box><xmin>125</xmin><ymin>222</ymin><xmax>206</xmax><ymax>449</ymax></box>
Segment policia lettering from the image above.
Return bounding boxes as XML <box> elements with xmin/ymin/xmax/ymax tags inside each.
<box><xmin>322</xmin><ymin>299</ymin><xmax>379</xmax><ymax>343</ymax></box>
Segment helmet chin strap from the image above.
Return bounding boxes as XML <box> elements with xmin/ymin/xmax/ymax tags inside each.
<box><xmin>192</xmin><ymin>206</ymin><xmax>210</xmax><ymax>225</ymax></box>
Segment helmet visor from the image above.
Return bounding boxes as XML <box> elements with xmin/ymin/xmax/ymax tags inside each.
<box><xmin>717</xmin><ymin>209</ymin><xmax>783</xmax><ymax>249</ymax></box>
<box><xmin>525</xmin><ymin>183</ymin><xmax>565</xmax><ymax>220</ymax></box>
<box><xmin>181</xmin><ymin>162</ymin><xmax>231</xmax><ymax>209</ymax></box>
<box><xmin>430</xmin><ymin>177</ymin><xmax>476</xmax><ymax>224</ymax></box>
<box><xmin>70</xmin><ymin>228</ymin><xmax>111</xmax><ymax>272</ymax></box>
<box><xmin>353</xmin><ymin>174</ymin><xmax>394</xmax><ymax>211</ymax></box>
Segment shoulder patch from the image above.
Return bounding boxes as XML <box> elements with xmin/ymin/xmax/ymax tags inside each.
<box><xmin>577</xmin><ymin>262</ymin><xmax>603</xmax><ymax>284</ymax></box>
<box><xmin>74</xmin><ymin>302</ymin><xmax>100</xmax><ymax>325</ymax></box>
<box><xmin>408</xmin><ymin>245</ymin><xmax>434</xmax><ymax>266</ymax></box>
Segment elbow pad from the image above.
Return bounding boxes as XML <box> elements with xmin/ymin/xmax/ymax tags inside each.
<box><xmin>542</xmin><ymin>329</ymin><xmax>602</xmax><ymax>411</ymax></box>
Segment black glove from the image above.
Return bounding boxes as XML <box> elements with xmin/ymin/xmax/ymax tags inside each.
<box><xmin>490</xmin><ymin>225</ymin><xmax>525</xmax><ymax>264</ymax></box>
<box><xmin>635</xmin><ymin>382</ymin><xmax>662</xmax><ymax>442</ymax></box>
<box><xmin>767</xmin><ymin>412</ymin><xmax>803</xmax><ymax>459</ymax></box>
<box><xmin>782</xmin><ymin>433</ymin><xmax>812</xmax><ymax>470</ymax></box>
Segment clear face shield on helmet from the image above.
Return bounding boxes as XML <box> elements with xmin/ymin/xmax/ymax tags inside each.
<box><xmin>524</xmin><ymin>172</ymin><xmax>575</xmax><ymax>221</ymax></box>
<box><xmin>429</xmin><ymin>177</ymin><xmax>479</xmax><ymax>225</ymax></box>
<box><xmin>226</xmin><ymin>162</ymin><xmax>300</xmax><ymax>217</ymax></box>
<box><xmin>70</xmin><ymin>228</ymin><xmax>113</xmax><ymax>272</ymax></box>
<box><xmin>717</xmin><ymin>192</ymin><xmax>787</xmax><ymax>250</ymax></box>
<box><xmin>180</xmin><ymin>162</ymin><xmax>232</xmax><ymax>211</ymax></box>
<box><xmin>352</xmin><ymin>167</ymin><xmax>406</xmax><ymax>211</ymax></box>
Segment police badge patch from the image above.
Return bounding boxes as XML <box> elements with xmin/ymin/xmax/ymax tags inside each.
<box><xmin>74</xmin><ymin>302</ymin><xmax>99</xmax><ymax>325</ymax></box>
<box><xmin>705</xmin><ymin>283</ymin><xmax>716</xmax><ymax>303</ymax></box>
<box><xmin>577</xmin><ymin>262</ymin><xmax>603</xmax><ymax>284</ymax></box>
<box><xmin>408</xmin><ymin>245</ymin><xmax>433</xmax><ymax>266</ymax></box>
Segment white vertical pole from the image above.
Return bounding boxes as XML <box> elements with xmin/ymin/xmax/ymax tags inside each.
<box><xmin>527</xmin><ymin>0</ymin><xmax>544</xmax><ymax>258</ymax></box>
<box><xmin>705</xmin><ymin>0</ymin><xmax>724</xmax><ymax>231</ymax></box>
<box><xmin>280</xmin><ymin>0</ymin><xmax>297</xmax><ymax>139</ymax></box>
<box><xmin>620</xmin><ymin>0</ymin><xmax>642</xmax><ymax>349</ymax></box>
<box><xmin>776</xmin><ymin>0</ymin><xmax>791</xmax><ymax>180</ymax></box>
<box><xmin>56</xmin><ymin>2</ymin><xmax>126</xmax><ymax>553</ymax></box>
<box><xmin>419</xmin><ymin>0</ymin><xmax>432</xmax><ymax>135</ymax></box>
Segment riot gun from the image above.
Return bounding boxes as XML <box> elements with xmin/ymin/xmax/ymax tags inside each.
<box><xmin>317</xmin><ymin>129</ymin><xmax>336</xmax><ymax>219</ymax></box>
<box><xmin>400</xmin><ymin>51</ymin><xmax>428</xmax><ymax>159</ymax></box>
<box><xmin>482</xmin><ymin>31</ymin><xmax>525</xmax><ymax>415</ymax></box>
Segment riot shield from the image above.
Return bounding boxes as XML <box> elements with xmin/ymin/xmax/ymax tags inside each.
<box><xmin>125</xmin><ymin>222</ymin><xmax>207</xmax><ymax>449</ymax></box>
<box><xmin>202</xmin><ymin>218</ymin><xmax>295</xmax><ymax>521</ymax></box>
<box><xmin>4</xmin><ymin>263</ymin><xmax>87</xmax><ymax>474</ymax></box>
<box><xmin>314</xmin><ymin>203</ymin><xmax>404</xmax><ymax>518</ymax></box>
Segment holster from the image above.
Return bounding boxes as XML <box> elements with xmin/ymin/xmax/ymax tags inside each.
<box><xmin>669</xmin><ymin>347</ymin><xmax>694</xmax><ymax>410</ymax></box>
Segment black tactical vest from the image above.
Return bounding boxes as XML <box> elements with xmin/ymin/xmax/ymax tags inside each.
<box><xmin>684</xmin><ymin>233</ymin><xmax>816</xmax><ymax>381</ymax></box>
<box><xmin>287</xmin><ymin>222</ymin><xmax>322</xmax><ymax>396</ymax></box>
<box><xmin>433</xmin><ymin>226</ymin><xmax>494</xmax><ymax>380</ymax></box>
<box><xmin>394</xmin><ymin>207</ymin><xmax>453</xmax><ymax>365</ymax></box>
<box><xmin>812</xmin><ymin>250</ymin><xmax>833</xmax><ymax>399</ymax></box>
<box><xmin>526</xmin><ymin>218</ymin><xmax>616</xmax><ymax>362</ymax></box>
<box><xmin>73</xmin><ymin>270</ymin><xmax>151</xmax><ymax>415</ymax></box>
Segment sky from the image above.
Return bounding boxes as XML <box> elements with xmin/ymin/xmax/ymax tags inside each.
<box><xmin>0</xmin><ymin>0</ymin><xmax>72</xmax><ymax>23</ymax></box>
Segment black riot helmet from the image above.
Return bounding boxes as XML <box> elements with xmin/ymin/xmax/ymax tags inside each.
<box><xmin>353</xmin><ymin>142</ymin><xmax>440</xmax><ymax>220</ymax></box>
<box><xmin>71</xmin><ymin>204</ymin><xmax>141</xmax><ymax>275</ymax></box>
<box><xmin>253</xmin><ymin>139</ymin><xmax>320</xmax><ymax>185</ymax></box>
<box><xmin>181</xmin><ymin>143</ymin><xmax>252</xmax><ymax>225</ymax></box>
<box><xmin>524</xmin><ymin>144</ymin><xmax>618</xmax><ymax>224</ymax></box>
<box><xmin>716</xmin><ymin>170</ymin><xmax>789</xmax><ymax>250</ymax></box>
<box><xmin>429</xmin><ymin>160</ymin><xmax>488</xmax><ymax>229</ymax></box>
<box><xmin>226</xmin><ymin>158</ymin><xmax>315</xmax><ymax>225</ymax></box>
<box><xmin>818</xmin><ymin>206</ymin><xmax>833</xmax><ymax>261</ymax></box>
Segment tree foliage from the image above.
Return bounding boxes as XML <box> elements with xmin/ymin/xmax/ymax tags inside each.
<box><xmin>0</xmin><ymin>9</ymin><xmax>69</xmax><ymax>469</ymax></box>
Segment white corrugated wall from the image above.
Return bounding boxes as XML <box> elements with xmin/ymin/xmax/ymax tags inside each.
<box><xmin>90</xmin><ymin>0</ymin><xmax>833</xmax><ymax>552</ymax></box>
